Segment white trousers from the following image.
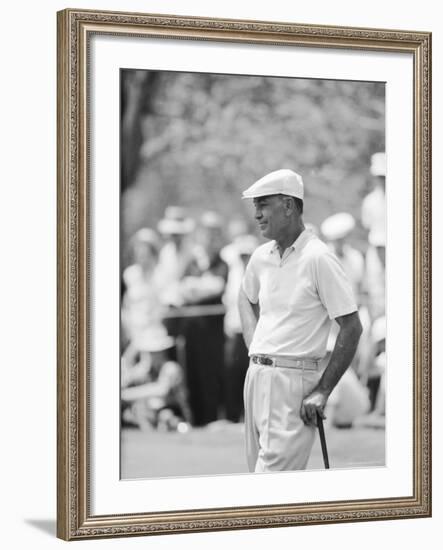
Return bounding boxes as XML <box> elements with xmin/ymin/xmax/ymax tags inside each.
<box><xmin>244</xmin><ymin>360</ymin><xmax>321</xmax><ymax>472</ymax></box>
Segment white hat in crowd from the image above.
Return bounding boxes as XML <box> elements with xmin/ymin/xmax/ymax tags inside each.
<box><xmin>136</xmin><ymin>325</ymin><xmax>175</xmax><ymax>353</ymax></box>
<box><xmin>370</xmin><ymin>152</ymin><xmax>386</xmax><ymax>177</ymax></box>
<box><xmin>158</xmin><ymin>206</ymin><xmax>195</xmax><ymax>235</ymax></box>
<box><xmin>242</xmin><ymin>169</ymin><xmax>304</xmax><ymax>200</ymax></box>
<box><xmin>233</xmin><ymin>234</ymin><xmax>259</xmax><ymax>256</ymax></box>
<box><xmin>371</xmin><ymin>316</ymin><xmax>386</xmax><ymax>343</ymax></box>
<box><xmin>321</xmin><ymin>212</ymin><xmax>355</xmax><ymax>241</ymax></box>
<box><xmin>200</xmin><ymin>210</ymin><xmax>223</xmax><ymax>229</ymax></box>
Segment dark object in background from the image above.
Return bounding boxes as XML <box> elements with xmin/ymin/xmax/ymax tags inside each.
<box><xmin>224</xmin><ymin>333</ymin><xmax>249</xmax><ymax>422</ymax></box>
<box><xmin>181</xmin><ymin>252</ymin><xmax>228</xmax><ymax>426</ymax></box>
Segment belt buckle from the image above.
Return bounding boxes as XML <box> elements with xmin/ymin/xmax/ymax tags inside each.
<box><xmin>255</xmin><ymin>355</ymin><xmax>274</xmax><ymax>366</ymax></box>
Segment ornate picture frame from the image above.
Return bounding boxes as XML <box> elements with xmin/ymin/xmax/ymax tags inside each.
<box><xmin>57</xmin><ymin>8</ymin><xmax>431</xmax><ymax>540</ymax></box>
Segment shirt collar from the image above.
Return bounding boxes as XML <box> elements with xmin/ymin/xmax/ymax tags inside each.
<box><xmin>269</xmin><ymin>228</ymin><xmax>312</xmax><ymax>256</ymax></box>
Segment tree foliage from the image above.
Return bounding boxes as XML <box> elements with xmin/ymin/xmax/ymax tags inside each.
<box><xmin>121</xmin><ymin>70</ymin><xmax>385</xmax><ymax>252</ymax></box>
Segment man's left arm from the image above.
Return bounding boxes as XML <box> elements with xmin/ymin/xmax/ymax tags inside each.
<box><xmin>300</xmin><ymin>311</ymin><xmax>362</xmax><ymax>426</ymax></box>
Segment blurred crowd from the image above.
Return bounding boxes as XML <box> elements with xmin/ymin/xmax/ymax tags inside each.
<box><xmin>121</xmin><ymin>152</ymin><xmax>387</xmax><ymax>433</ymax></box>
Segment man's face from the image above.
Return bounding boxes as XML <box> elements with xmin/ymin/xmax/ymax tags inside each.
<box><xmin>252</xmin><ymin>195</ymin><xmax>288</xmax><ymax>240</ymax></box>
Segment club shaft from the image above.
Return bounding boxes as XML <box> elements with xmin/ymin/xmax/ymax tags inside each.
<box><xmin>317</xmin><ymin>412</ymin><xmax>330</xmax><ymax>469</ymax></box>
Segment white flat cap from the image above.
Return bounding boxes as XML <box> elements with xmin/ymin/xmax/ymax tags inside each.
<box><xmin>370</xmin><ymin>152</ymin><xmax>386</xmax><ymax>177</ymax></box>
<box><xmin>321</xmin><ymin>212</ymin><xmax>355</xmax><ymax>240</ymax></box>
<box><xmin>242</xmin><ymin>169</ymin><xmax>304</xmax><ymax>200</ymax></box>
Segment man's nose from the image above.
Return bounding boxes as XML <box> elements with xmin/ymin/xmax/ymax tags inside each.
<box><xmin>254</xmin><ymin>208</ymin><xmax>262</xmax><ymax>220</ymax></box>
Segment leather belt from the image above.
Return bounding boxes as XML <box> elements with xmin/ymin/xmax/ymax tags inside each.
<box><xmin>251</xmin><ymin>354</ymin><xmax>319</xmax><ymax>371</ymax></box>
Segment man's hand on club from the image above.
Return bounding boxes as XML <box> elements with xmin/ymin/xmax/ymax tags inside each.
<box><xmin>300</xmin><ymin>389</ymin><xmax>329</xmax><ymax>426</ymax></box>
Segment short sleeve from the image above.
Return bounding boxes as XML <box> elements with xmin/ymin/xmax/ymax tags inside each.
<box><xmin>314</xmin><ymin>251</ymin><xmax>358</xmax><ymax>320</ymax></box>
<box><xmin>241</xmin><ymin>256</ymin><xmax>260</xmax><ymax>304</ymax></box>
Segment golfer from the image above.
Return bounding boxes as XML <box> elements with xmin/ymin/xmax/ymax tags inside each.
<box><xmin>238</xmin><ymin>169</ymin><xmax>362</xmax><ymax>472</ymax></box>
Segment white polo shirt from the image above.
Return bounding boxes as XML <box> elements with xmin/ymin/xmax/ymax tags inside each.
<box><xmin>242</xmin><ymin>229</ymin><xmax>357</xmax><ymax>359</ymax></box>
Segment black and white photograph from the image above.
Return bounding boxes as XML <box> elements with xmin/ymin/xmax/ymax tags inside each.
<box><xmin>53</xmin><ymin>5</ymin><xmax>432</xmax><ymax>543</ymax></box>
<box><xmin>119</xmin><ymin>69</ymin><xmax>387</xmax><ymax>479</ymax></box>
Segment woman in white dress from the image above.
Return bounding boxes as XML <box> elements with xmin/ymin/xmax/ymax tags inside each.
<box><xmin>121</xmin><ymin>228</ymin><xmax>165</xmax><ymax>361</ymax></box>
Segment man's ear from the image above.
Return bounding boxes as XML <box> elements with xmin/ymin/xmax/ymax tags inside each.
<box><xmin>283</xmin><ymin>196</ymin><xmax>295</xmax><ymax>216</ymax></box>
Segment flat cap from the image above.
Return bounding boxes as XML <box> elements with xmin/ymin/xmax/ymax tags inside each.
<box><xmin>242</xmin><ymin>169</ymin><xmax>304</xmax><ymax>200</ymax></box>
<box><xmin>321</xmin><ymin>212</ymin><xmax>355</xmax><ymax>240</ymax></box>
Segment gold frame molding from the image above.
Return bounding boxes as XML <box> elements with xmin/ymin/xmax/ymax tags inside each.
<box><xmin>57</xmin><ymin>8</ymin><xmax>432</xmax><ymax>541</ymax></box>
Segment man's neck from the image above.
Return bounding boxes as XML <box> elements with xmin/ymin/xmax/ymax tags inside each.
<box><xmin>275</xmin><ymin>223</ymin><xmax>305</xmax><ymax>257</ymax></box>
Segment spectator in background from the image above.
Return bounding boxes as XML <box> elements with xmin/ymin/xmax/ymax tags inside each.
<box><xmin>357</xmin><ymin>153</ymin><xmax>387</xmax><ymax>403</ymax></box>
<box><xmin>223</xmin><ymin>234</ymin><xmax>259</xmax><ymax>422</ymax></box>
<box><xmin>220</xmin><ymin>218</ymin><xmax>250</xmax><ymax>266</ymax></box>
<box><xmin>121</xmin><ymin>326</ymin><xmax>191</xmax><ymax>432</ymax></box>
<box><xmin>361</xmin><ymin>152</ymin><xmax>386</xmax><ymax>320</ymax></box>
<box><xmin>366</xmin><ymin>316</ymin><xmax>386</xmax><ymax>413</ymax></box>
<box><xmin>324</xmin><ymin>367</ymin><xmax>370</xmax><ymax>429</ymax></box>
<box><xmin>121</xmin><ymin>228</ymin><xmax>165</xmax><ymax>365</ymax></box>
<box><xmin>228</xmin><ymin>218</ymin><xmax>250</xmax><ymax>241</ymax></box>
<box><xmin>179</xmin><ymin>211</ymin><xmax>229</xmax><ymax>426</ymax></box>
<box><xmin>361</xmin><ymin>152</ymin><xmax>386</xmax><ymax>249</ymax></box>
<box><xmin>320</xmin><ymin>212</ymin><xmax>365</xmax><ymax>301</ymax></box>
<box><xmin>156</xmin><ymin>206</ymin><xmax>198</xmax><ymax>359</ymax></box>
<box><xmin>355</xmin><ymin>230</ymin><xmax>386</xmax><ymax>399</ymax></box>
<box><xmin>364</xmin><ymin>230</ymin><xmax>386</xmax><ymax>321</ymax></box>
<box><xmin>320</xmin><ymin>213</ymin><xmax>369</xmax><ymax>377</ymax></box>
<box><xmin>355</xmin><ymin>315</ymin><xmax>386</xmax><ymax>428</ymax></box>
<box><xmin>157</xmin><ymin>206</ymin><xmax>196</xmax><ymax>308</ymax></box>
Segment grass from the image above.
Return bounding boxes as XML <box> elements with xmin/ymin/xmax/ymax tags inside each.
<box><xmin>121</xmin><ymin>421</ymin><xmax>385</xmax><ymax>479</ymax></box>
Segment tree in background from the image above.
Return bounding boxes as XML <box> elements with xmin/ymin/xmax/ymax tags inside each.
<box><xmin>121</xmin><ymin>70</ymin><xmax>385</xmax><ymax>262</ymax></box>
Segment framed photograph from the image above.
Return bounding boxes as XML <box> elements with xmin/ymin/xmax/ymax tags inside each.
<box><xmin>57</xmin><ymin>8</ymin><xmax>431</xmax><ymax>540</ymax></box>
